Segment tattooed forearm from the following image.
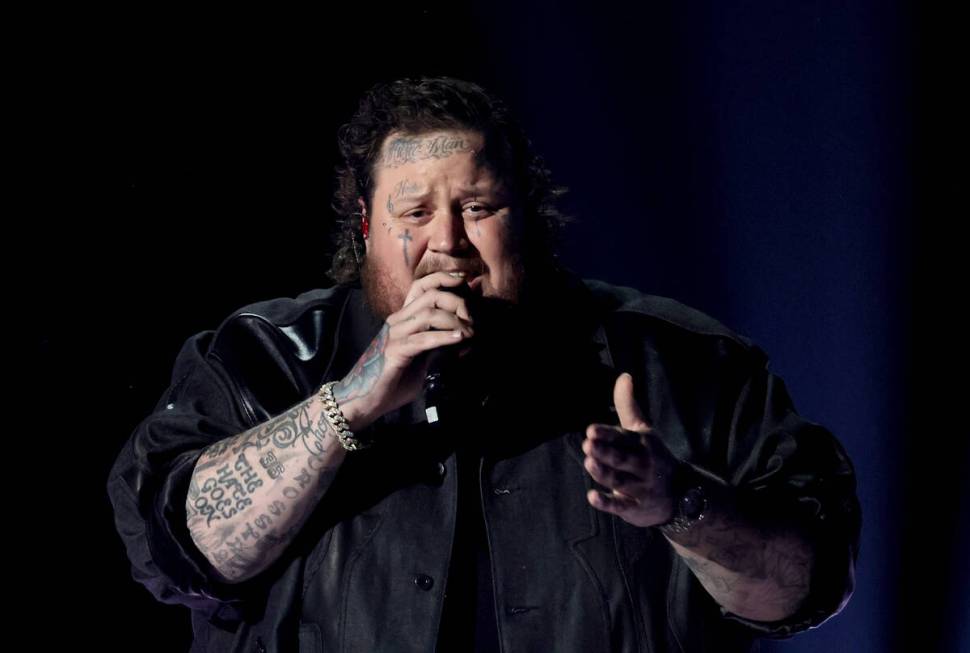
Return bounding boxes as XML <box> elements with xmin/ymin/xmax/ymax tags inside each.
<box><xmin>186</xmin><ymin>387</ymin><xmax>364</xmax><ymax>583</ymax></box>
<box><xmin>662</xmin><ymin>488</ymin><xmax>815</xmax><ymax>622</ymax></box>
<box><xmin>195</xmin><ymin>399</ymin><xmax>335</xmax><ymax>471</ymax></box>
<box><xmin>198</xmin><ymin>453</ymin><xmax>344</xmax><ymax>583</ymax></box>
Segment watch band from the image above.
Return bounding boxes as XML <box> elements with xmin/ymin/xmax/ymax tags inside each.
<box><xmin>658</xmin><ymin>463</ymin><xmax>709</xmax><ymax>535</ymax></box>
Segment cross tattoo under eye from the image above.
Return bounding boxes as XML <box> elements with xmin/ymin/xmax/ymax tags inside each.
<box><xmin>398</xmin><ymin>229</ymin><xmax>412</xmax><ymax>266</ymax></box>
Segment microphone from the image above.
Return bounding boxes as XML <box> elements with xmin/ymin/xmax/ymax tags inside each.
<box><xmin>423</xmin><ymin>280</ymin><xmax>476</xmax><ymax>424</ymax></box>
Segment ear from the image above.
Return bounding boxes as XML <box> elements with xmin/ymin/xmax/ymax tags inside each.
<box><xmin>356</xmin><ymin>197</ymin><xmax>370</xmax><ymax>252</ymax></box>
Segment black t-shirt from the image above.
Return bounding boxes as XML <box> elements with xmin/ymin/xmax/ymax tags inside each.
<box><xmin>434</xmin><ymin>444</ymin><xmax>501</xmax><ymax>652</ymax></box>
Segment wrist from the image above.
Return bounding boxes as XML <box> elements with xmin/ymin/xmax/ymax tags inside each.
<box><xmin>335</xmin><ymin>395</ymin><xmax>380</xmax><ymax>433</ymax></box>
<box><xmin>318</xmin><ymin>382</ymin><xmax>382</xmax><ymax>451</ymax></box>
<box><xmin>658</xmin><ymin>463</ymin><xmax>709</xmax><ymax>536</ymax></box>
<box><xmin>327</xmin><ymin>379</ymin><xmax>386</xmax><ymax>432</ymax></box>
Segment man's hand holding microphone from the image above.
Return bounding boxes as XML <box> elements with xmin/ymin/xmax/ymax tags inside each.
<box><xmin>335</xmin><ymin>270</ymin><xmax>479</xmax><ymax>434</ymax></box>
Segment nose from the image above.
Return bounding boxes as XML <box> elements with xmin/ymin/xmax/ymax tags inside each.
<box><xmin>428</xmin><ymin>206</ymin><xmax>471</xmax><ymax>255</ymax></box>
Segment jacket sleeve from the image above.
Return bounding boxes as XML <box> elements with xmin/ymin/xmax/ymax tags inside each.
<box><xmin>106</xmin><ymin>329</ymin><xmax>262</xmax><ymax>624</ymax></box>
<box><xmin>692</xmin><ymin>342</ymin><xmax>862</xmax><ymax>639</ymax></box>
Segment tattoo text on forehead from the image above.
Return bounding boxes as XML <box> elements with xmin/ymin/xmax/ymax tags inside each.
<box><xmin>381</xmin><ymin>134</ymin><xmax>474</xmax><ymax>168</ymax></box>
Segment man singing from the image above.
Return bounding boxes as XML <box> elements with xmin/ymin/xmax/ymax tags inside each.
<box><xmin>107</xmin><ymin>76</ymin><xmax>860</xmax><ymax>652</ymax></box>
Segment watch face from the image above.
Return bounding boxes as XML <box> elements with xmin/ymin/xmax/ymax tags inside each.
<box><xmin>681</xmin><ymin>487</ymin><xmax>707</xmax><ymax>520</ymax></box>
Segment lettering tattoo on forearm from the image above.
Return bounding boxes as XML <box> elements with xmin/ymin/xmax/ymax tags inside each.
<box><xmin>196</xmin><ymin>398</ymin><xmax>336</xmax><ymax>475</ymax></box>
<box><xmin>188</xmin><ymin>453</ymin><xmax>264</xmax><ymax>527</ymax></box>
<box><xmin>207</xmin><ymin>502</ymin><xmax>292</xmax><ymax>581</ymax></box>
<box><xmin>187</xmin><ymin>386</ymin><xmax>351</xmax><ymax>580</ymax></box>
<box><xmin>190</xmin><ymin>449</ymin><xmax>341</xmax><ymax>581</ymax></box>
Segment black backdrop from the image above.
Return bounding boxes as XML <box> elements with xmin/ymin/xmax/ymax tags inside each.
<box><xmin>23</xmin><ymin>3</ymin><xmax>962</xmax><ymax>651</ymax></box>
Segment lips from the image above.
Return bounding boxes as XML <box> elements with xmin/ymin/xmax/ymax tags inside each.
<box><xmin>439</xmin><ymin>268</ymin><xmax>485</xmax><ymax>292</ymax></box>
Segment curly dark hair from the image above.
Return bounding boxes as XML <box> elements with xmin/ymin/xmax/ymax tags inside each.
<box><xmin>326</xmin><ymin>75</ymin><xmax>575</xmax><ymax>285</ymax></box>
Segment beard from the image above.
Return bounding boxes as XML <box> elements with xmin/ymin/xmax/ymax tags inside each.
<box><xmin>359</xmin><ymin>256</ymin><xmax>408</xmax><ymax>324</ymax></box>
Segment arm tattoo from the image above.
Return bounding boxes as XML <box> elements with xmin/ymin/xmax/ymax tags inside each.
<box><xmin>196</xmin><ymin>398</ymin><xmax>336</xmax><ymax>474</ymax></box>
<box><xmin>333</xmin><ymin>322</ymin><xmax>387</xmax><ymax>404</ymax></box>
<box><xmin>188</xmin><ymin>453</ymin><xmax>265</xmax><ymax>528</ymax></box>
<box><xmin>667</xmin><ymin>495</ymin><xmax>813</xmax><ymax>619</ymax></box>
<box><xmin>186</xmin><ymin>328</ymin><xmax>378</xmax><ymax>578</ymax></box>
<box><xmin>259</xmin><ymin>451</ymin><xmax>285</xmax><ymax>479</ymax></box>
<box><xmin>190</xmin><ymin>450</ymin><xmax>340</xmax><ymax>581</ymax></box>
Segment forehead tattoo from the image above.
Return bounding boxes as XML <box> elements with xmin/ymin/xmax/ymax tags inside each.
<box><xmin>392</xmin><ymin>178</ymin><xmax>421</xmax><ymax>198</ymax></box>
<box><xmin>381</xmin><ymin>134</ymin><xmax>475</xmax><ymax>168</ymax></box>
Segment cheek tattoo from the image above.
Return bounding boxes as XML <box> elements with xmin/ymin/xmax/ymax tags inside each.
<box><xmin>397</xmin><ymin>228</ymin><xmax>412</xmax><ymax>266</ymax></box>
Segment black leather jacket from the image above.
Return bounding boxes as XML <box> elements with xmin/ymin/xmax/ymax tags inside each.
<box><xmin>107</xmin><ymin>272</ymin><xmax>860</xmax><ymax>652</ymax></box>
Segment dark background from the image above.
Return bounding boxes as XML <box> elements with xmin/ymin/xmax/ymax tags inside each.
<box><xmin>23</xmin><ymin>2</ymin><xmax>961</xmax><ymax>651</ymax></box>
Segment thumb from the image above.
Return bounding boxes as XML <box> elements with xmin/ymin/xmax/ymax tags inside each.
<box><xmin>613</xmin><ymin>372</ymin><xmax>651</xmax><ymax>433</ymax></box>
